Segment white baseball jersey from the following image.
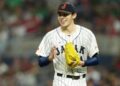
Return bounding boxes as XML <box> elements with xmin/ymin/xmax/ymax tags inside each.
<box><xmin>36</xmin><ymin>24</ymin><xmax>99</xmax><ymax>76</ymax></box>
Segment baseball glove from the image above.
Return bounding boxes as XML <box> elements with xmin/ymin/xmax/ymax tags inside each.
<box><xmin>64</xmin><ymin>42</ymin><xmax>81</xmax><ymax>68</ymax></box>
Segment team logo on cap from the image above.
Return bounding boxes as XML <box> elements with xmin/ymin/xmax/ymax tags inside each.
<box><xmin>61</xmin><ymin>3</ymin><xmax>67</xmax><ymax>9</ymax></box>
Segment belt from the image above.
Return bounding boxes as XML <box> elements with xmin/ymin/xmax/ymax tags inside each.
<box><xmin>57</xmin><ymin>73</ymin><xmax>86</xmax><ymax>80</ymax></box>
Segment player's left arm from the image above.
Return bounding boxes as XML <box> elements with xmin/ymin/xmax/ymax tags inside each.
<box><xmin>82</xmin><ymin>53</ymin><xmax>99</xmax><ymax>67</ymax></box>
<box><xmin>82</xmin><ymin>31</ymin><xmax>100</xmax><ymax>67</ymax></box>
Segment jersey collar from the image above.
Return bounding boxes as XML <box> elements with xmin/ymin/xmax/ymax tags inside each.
<box><xmin>56</xmin><ymin>25</ymin><xmax>81</xmax><ymax>42</ymax></box>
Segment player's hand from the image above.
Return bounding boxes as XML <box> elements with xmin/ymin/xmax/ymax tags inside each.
<box><xmin>48</xmin><ymin>47</ymin><xmax>57</xmax><ymax>61</ymax></box>
<box><xmin>78</xmin><ymin>61</ymin><xmax>85</xmax><ymax>66</ymax></box>
<box><xmin>69</xmin><ymin>61</ymin><xmax>85</xmax><ymax>67</ymax></box>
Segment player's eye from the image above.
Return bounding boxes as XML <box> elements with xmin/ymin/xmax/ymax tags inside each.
<box><xmin>58</xmin><ymin>12</ymin><xmax>70</xmax><ymax>17</ymax></box>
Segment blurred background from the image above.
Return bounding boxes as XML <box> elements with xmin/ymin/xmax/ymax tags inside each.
<box><xmin>0</xmin><ymin>0</ymin><xmax>120</xmax><ymax>86</ymax></box>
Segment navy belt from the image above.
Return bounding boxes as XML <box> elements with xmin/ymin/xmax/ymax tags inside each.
<box><xmin>57</xmin><ymin>73</ymin><xmax>86</xmax><ymax>80</ymax></box>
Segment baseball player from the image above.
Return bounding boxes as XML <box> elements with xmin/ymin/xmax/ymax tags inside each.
<box><xmin>36</xmin><ymin>2</ymin><xmax>99</xmax><ymax>86</ymax></box>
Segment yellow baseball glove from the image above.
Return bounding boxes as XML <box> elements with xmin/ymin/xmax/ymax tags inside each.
<box><xmin>64</xmin><ymin>42</ymin><xmax>81</xmax><ymax>68</ymax></box>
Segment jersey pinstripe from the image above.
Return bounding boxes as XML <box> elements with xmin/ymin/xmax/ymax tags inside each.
<box><xmin>36</xmin><ymin>24</ymin><xmax>99</xmax><ymax>75</ymax></box>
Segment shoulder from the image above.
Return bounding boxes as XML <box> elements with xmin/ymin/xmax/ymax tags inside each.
<box><xmin>77</xmin><ymin>25</ymin><xmax>95</xmax><ymax>36</ymax></box>
<box><xmin>44</xmin><ymin>27</ymin><xmax>59</xmax><ymax>37</ymax></box>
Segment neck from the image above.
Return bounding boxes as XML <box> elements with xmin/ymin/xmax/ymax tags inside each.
<box><xmin>61</xmin><ymin>22</ymin><xmax>76</xmax><ymax>35</ymax></box>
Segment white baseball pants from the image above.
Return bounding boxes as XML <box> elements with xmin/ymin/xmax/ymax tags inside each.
<box><xmin>52</xmin><ymin>72</ymin><xmax>87</xmax><ymax>86</ymax></box>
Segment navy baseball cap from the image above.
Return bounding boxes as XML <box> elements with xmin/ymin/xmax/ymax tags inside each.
<box><xmin>57</xmin><ymin>2</ymin><xmax>76</xmax><ymax>14</ymax></box>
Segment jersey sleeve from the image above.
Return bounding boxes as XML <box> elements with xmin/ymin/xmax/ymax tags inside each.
<box><xmin>35</xmin><ymin>33</ymin><xmax>52</xmax><ymax>57</ymax></box>
<box><xmin>88</xmin><ymin>32</ymin><xmax>99</xmax><ymax>57</ymax></box>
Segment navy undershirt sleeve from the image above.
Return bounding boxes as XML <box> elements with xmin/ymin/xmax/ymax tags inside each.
<box><xmin>38</xmin><ymin>56</ymin><xmax>51</xmax><ymax>67</ymax></box>
<box><xmin>83</xmin><ymin>53</ymin><xmax>99</xmax><ymax>67</ymax></box>
<box><xmin>38</xmin><ymin>53</ymin><xmax>99</xmax><ymax>67</ymax></box>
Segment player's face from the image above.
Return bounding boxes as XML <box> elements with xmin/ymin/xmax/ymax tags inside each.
<box><xmin>57</xmin><ymin>12</ymin><xmax>76</xmax><ymax>28</ymax></box>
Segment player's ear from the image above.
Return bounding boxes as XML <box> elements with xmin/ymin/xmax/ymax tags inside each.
<box><xmin>72</xmin><ymin>13</ymin><xmax>77</xmax><ymax>19</ymax></box>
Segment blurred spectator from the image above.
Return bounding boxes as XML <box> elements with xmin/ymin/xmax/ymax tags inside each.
<box><xmin>5</xmin><ymin>0</ymin><xmax>23</xmax><ymax>9</ymax></box>
<box><xmin>22</xmin><ymin>1</ymin><xmax>42</xmax><ymax>36</ymax></box>
<box><xmin>0</xmin><ymin>58</ymin><xmax>8</xmax><ymax>75</ymax></box>
<box><xmin>75</xmin><ymin>0</ymin><xmax>93</xmax><ymax>21</ymax></box>
<box><xmin>87</xmin><ymin>79</ymin><xmax>95</xmax><ymax>86</ymax></box>
<box><xmin>6</xmin><ymin>5</ymin><xmax>26</xmax><ymax>38</ymax></box>
<box><xmin>34</xmin><ymin>0</ymin><xmax>54</xmax><ymax>35</ymax></box>
<box><xmin>113</xmin><ymin>17</ymin><xmax>120</xmax><ymax>35</ymax></box>
<box><xmin>15</xmin><ymin>57</ymin><xmax>37</xmax><ymax>86</ymax></box>
<box><xmin>87</xmin><ymin>67</ymin><xmax>101</xmax><ymax>85</ymax></box>
<box><xmin>0</xmin><ymin>0</ymin><xmax>9</xmax><ymax>54</ymax></box>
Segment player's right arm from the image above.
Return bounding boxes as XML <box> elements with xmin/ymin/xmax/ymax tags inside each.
<box><xmin>35</xmin><ymin>32</ymin><xmax>57</xmax><ymax>67</ymax></box>
<box><xmin>37</xmin><ymin>47</ymin><xmax>57</xmax><ymax>67</ymax></box>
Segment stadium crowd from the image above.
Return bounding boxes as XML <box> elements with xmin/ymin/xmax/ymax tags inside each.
<box><xmin>0</xmin><ymin>0</ymin><xmax>120</xmax><ymax>86</ymax></box>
